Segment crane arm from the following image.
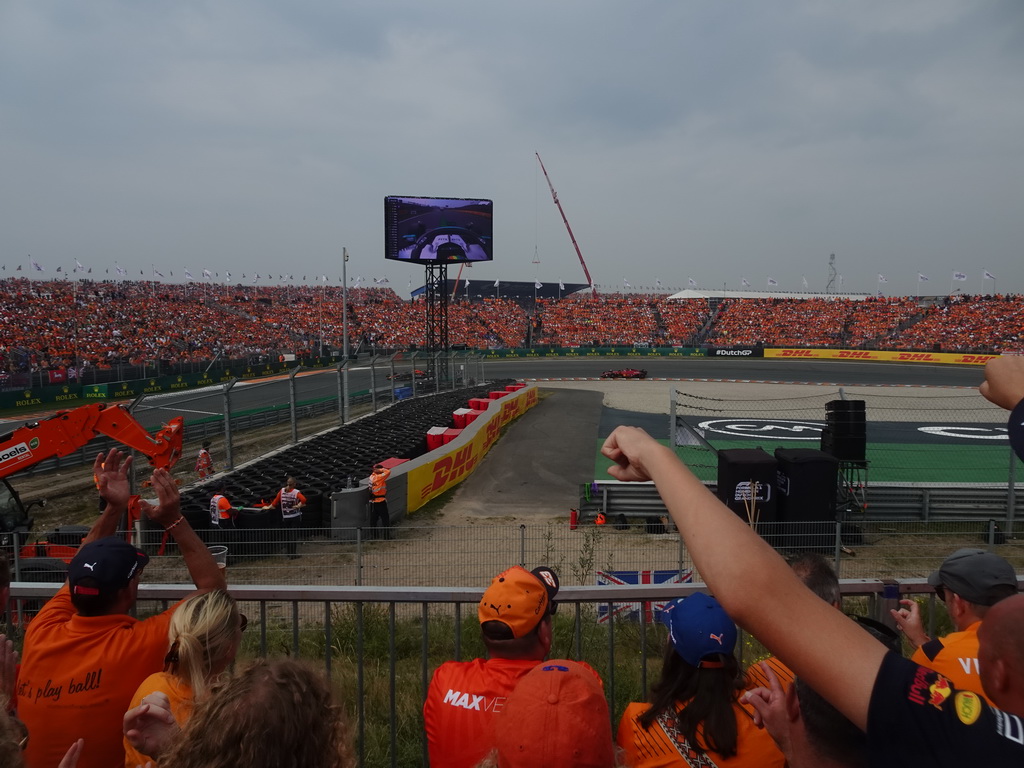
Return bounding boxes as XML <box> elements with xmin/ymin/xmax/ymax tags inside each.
<box><xmin>0</xmin><ymin>403</ymin><xmax>183</xmax><ymax>479</ymax></box>
<box><xmin>536</xmin><ymin>152</ymin><xmax>599</xmax><ymax>298</ymax></box>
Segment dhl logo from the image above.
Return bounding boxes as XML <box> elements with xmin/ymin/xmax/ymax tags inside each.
<box><xmin>837</xmin><ymin>351</ymin><xmax>875</xmax><ymax>359</ymax></box>
<box><xmin>421</xmin><ymin>445</ymin><xmax>477</xmax><ymax>499</ymax></box>
<box><xmin>897</xmin><ymin>353</ymin><xmax>939</xmax><ymax>361</ymax></box>
<box><xmin>499</xmin><ymin>399</ymin><xmax>520</xmax><ymax>426</ymax></box>
<box><xmin>780</xmin><ymin>350</ymin><xmax>814</xmax><ymax>357</ymax></box>
<box><xmin>482</xmin><ymin>419</ymin><xmax>502</xmax><ymax>451</ymax></box>
<box><xmin>954</xmin><ymin>355</ymin><xmax>997</xmax><ymax>365</ymax></box>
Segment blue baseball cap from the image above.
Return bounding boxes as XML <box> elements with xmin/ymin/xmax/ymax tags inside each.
<box><xmin>660</xmin><ymin>593</ymin><xmax>737</xmax><ymax>668</ymax></box>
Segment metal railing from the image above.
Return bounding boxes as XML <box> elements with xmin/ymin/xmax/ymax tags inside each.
<box><xmin>8</xmin><ymin>578</ymin><xmax>951</xmax><ymax>768</ymax></box>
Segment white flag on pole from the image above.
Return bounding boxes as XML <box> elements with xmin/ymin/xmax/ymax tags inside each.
<box><xmin>878</xmin><ymin>274</ymin><xmax>887</xmax><ymax>284</ymax></box>
<box><xmin>30</xmin><ymin>257</ymin><xmax>44</xmax><ymax>272</ymax></box>
<box><xmin>802</xmin><ymin>275</ymin><xmax>809</xmax><ymax>289</ymax></box>
<box><xmin>741</xmin><ymin>278</ymin><xmax>751</xmax><ymax>289</ymax></box>
<box><xmin>623</xmin><ymin>278</ymin><xmax>632</xmax><ymax>288</ymax></box>
<box><xmin>767</xmin><ymin>277</ymin><xmax>778</xmax><ymax>287</ymax></box>
<box><xmin>184</xmin><ymin>268</ymin><xmax>194</xmax><ymax>280</ymax></box>
<box><xmin>493</xmin><ymin>279</ymin><xmax>499</xmax><ymax>288</ymax></box>
<box><xmin>918</xmin><ymin>273</ymin><xmax>929</xmax><ymax>282</ymax></box>
<box><xmin>983</xmin><ymin>270</ymin><xmax>996</xmax><ymax>280</ymax></box>
<box><xmin>952</xmin><ymin>271</ymin><xmax>967</xmax><ymax>281</ymax></box>
<box><xmin>203</xmin><ymin>269</ymin><xmax>212</xmax><ymax>279</ymax></box>
<box><xmin>559</xmin><ymin>280</ymin><xmax>565</xmax><ymax>290</ymax></box>
<box><xmin>687</xmin><ymin>277</ymin><xmax>697</xmax><ymax>288</ymax></box>
<box><xmin>534</xmin><ymin>280</ymin><xmax>543</xmax><ymax>289</ymax></box>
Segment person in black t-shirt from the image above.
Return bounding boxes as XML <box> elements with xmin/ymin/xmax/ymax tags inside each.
<box><xmin>601</xmin><ymin>356</ymin><xmax>1024</xmax><ymax>767</ymax></box>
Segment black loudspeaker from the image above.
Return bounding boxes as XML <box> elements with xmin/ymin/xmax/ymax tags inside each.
<box><xmin>717</xmin><ymin>448</ymin><xmax>778</xmax><ymax>527</ymax></box>
<box><xmin>774</xmin><ymin>448</ymin><xmax>839</xmax><ymax>552</ymax></box>
<box><xmin>821</xmin><ymin>400</ymin><xmax>867</xmax><ymax>462</ymax></box>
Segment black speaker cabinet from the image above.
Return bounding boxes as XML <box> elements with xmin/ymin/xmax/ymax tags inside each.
<box><xmin>822</xmin><ymin>400</ymin><xmax>867</xmax><ymax>462</ymax></box>
<box><xmin>774</xmin><ymin>448</ymin><xmax>839</xmax><ymax>552</ymax></box>
<box><xmin>716</xmin><ymin>448</ymin><xmax>778</xmax><ymax>526</ymax></box>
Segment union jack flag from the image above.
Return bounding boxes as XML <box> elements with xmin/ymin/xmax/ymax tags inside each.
<box><xmin>595</xmin><ymin>569</ymin><xmax>693</xmax><ymax>624</ymax></box>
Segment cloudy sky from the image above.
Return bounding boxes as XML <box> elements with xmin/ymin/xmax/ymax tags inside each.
<box><xmin>2</xmin><ymin>1</ymin><xmax>1022</xmax><ymax>296</ymax></box>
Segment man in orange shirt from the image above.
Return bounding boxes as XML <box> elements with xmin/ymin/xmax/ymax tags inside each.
<box><xmin>368</xmin><ymin>464</ymin><xmax>391</xmax><ymax>540</ymax></box>
<box><xmin>17</xmin><ymin>448</ymin><xmax>225</xmax><ymax>768</ymax></box>
<box><xmin>890</xmin><ymin>547</ymin><xmax>1018</xmax><ymax>700</ymax></box>
<box><xmin>423</xmin><ymin>564</ymin><xmax>572</xmax><ymax>768</ymax></box>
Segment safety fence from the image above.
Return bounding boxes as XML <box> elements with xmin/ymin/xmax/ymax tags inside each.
<box><xmin>3</xmin><ymin>578</ymin><xmax>979</xmax><ymax>768</ymax></box>
<box><xmin>10</xmin><ymin>520</ymin><xmax>1024</xmax><ymax>592</ymax></box>
<box><xmin>8</xmin><ymin>353</ymin><xmax>488</xmax><ymax>479</ymax></box>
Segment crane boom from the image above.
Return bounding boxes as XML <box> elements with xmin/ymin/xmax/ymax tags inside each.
<box><xmin>535</xmin><ymin>153</ymin><xmax>598</xmax><ymax>298</ymax></box>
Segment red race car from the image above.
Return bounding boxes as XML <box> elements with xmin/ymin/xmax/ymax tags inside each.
<box><xmin>600</xmin><ymin>368</ymin><xmax>647</xmax><ymax>379</ymax></box>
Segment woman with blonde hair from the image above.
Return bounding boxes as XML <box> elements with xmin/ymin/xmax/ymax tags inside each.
<box><xmin>123</xmin><ymin>588</ymin><xmax>243</xmax><ymax>767</ymax></box>
<box><xmin>125</xmin><ymin>658</ymin><xmax>353</xmax><ymax>768</ymax></box>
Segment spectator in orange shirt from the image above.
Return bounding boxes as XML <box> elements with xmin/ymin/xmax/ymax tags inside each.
<box><xmin>16</xmin><ymin>449</ymin><xmax>225</xmax><ymax>768</ymax></box>
<box><xmin>123</xmin><ymin>589</ymin><xmax>244</xmax><ymax>768</ymax></box>
<box><xmin>424</xmin><ymin>565</ymin><xmax>581</xmax><ymax>768</ymax></box>
<box><xmin>616</xmin><ymin>593</ymin><xmax>785</xmax><ymax>768</ymax></box>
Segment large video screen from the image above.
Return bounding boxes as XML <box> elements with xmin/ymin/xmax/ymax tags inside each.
<box><xmin>384</xmin><ymin>196</ymin><xmax>493</xmax><ymax>263</ymax></box>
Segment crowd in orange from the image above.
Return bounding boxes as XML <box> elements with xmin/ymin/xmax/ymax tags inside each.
<box><xmin>1</xmin><ymin>278</ymin><xmax>1022</xmax><ymax>374</ymax></box>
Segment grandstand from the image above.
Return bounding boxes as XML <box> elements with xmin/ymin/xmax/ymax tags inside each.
<box><xmin>1</xmin><ymin>277</ymin><xmax>1022</xmax><ymax>383</ymax></box>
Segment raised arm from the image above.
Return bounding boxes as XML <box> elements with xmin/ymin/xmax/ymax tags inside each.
<box><xmin>139</xmin><ymin>468</ymin><xmax>225</xmax><ymax>593</ymax></box>
<box><xmin>83</xmin><ymin>448</ymin><xmax>133</xmax><ymax>544</ymax></box>
<box><xmin>601</xmin><ymin>426</ymin><xmax>886</xmax><ymax>730</ymax></box>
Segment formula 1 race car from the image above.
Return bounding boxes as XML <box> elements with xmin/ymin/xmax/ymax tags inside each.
<box><xmin>600</xmin><ymin>368</ymin><xmax>647</xmax><ymax>379</ymax></box>
<box><xmin>387</xmin><ymin>369</ymin><xmax>429</xmax><ymax>382</ymax></box>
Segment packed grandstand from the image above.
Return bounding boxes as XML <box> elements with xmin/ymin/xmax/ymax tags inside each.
<box><xmin>1</xmin><ymin>278</ymin><xmax>1022</xmax><ymax>377</ymax></box>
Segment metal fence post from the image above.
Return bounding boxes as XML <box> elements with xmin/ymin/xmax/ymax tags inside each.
<box><xmin>369</xmin><ymin>357</ymin><xmax>378</xmax><ymax>413</ymax></box>
<box><xmin>834</xmin><ymin>519</ymin><xmax>843</xmax><ymax>578</ymax></box>
<box><xmin>288</xmin><ymin>366</ymin><xmax>300</xmax><ymax>444</ymax></box>
<box><xmin>222</xmin><ymin>379</ymin><xmax>237</xmax><ymax>470</ymax></box>
<box><xmin>336</xmin><ymin>361</ymin><xmax>347</xmax><ymax>425</ymax></box>
<box><xmin>356</xmin><ymin>528</ymin><xmax>363</xmax><ymax>586</ymax></box>
<box><xmin>1008</xmin><ymin>446</ymin><xmax>1018</xmax><ymax>535</ymax></box>
<box><xmin>519</xmin><ymin>524</ymin><xmax>526</xmax><ymax>566</ymax></box>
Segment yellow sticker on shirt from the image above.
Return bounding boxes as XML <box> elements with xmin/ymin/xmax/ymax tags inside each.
<box><xmin>954</xmin><ymin>691</ymin><xmax>982</xmax><ymax>725</ymax></box>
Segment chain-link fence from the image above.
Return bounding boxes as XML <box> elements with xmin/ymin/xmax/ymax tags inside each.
<box><xmin>77</xmin><ymin>518</ymin><xmax>1024</xmax><ymax>590</ymax></box>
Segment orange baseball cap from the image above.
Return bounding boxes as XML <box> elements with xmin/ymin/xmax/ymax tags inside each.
<box><xmin>493</xmin><ymin>660</ymin><xmax>614</xmax><ymax>768</ymax></box>
<box><xmin>478</xmin><ymin>565</ymin><xmax>559</xmax><ymax>638</ymax></box>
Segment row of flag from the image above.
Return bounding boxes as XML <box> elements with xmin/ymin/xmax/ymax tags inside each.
<box><xmin>2</xmin><ymin>258</ymin><xmax>392</xmax><ymax>286</ymax></box>
<box><xmin>3</xmin><ymin>258</ymin><xmax>1003</xmax><ymax>292</ymax></box>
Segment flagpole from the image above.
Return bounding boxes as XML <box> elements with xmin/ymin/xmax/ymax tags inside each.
<box><xmin>342</xmin><ymin>248</ymin><xmax>349</xmax><ymax>361</ymax></box>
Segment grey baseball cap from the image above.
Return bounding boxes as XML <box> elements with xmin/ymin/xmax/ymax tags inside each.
<box><xmin>927</xmin><ymin>548</ymin><xmax>1018</xmax><ymax>606</ymax></box>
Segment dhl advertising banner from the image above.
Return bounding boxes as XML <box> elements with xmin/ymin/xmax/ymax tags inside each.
<box><xmin>406</xmin><ymin>386</ymin><xmax>540</xmax><ymax>511</ymax></box>
<box><xmin>765</xmin><ymin>348</ymin><xmax>998</xmax><ymax>366</ymax></box>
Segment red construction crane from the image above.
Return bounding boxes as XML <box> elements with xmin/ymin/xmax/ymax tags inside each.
<box><xmin>535</xmin><ymin>153</ymin><xmax>599</xmax><ymax>298</ymax></box>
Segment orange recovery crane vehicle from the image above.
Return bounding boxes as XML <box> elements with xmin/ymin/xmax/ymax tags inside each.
<box><xmin>0</xmin><ymin>402</ymin><xmax>184</xmax><ymax>558</ymax></box>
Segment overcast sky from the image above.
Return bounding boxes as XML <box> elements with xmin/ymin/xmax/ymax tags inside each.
<box><xmin>2</xmin><ymin>1</ymin><xmax>1022</xmax><ymax>297</ymax></box>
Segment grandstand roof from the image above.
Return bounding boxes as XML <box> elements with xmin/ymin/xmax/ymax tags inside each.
<box><xmin>666</xmin><ymin>288</ymin><xmax>870</xmax><ymax>301</ymax></box>
<box><xmin>413</xmin><ymin>280</ymin><xmax>591</xmax><ymax>301</ymax></box>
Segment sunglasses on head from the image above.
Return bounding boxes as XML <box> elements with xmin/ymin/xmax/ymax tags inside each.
<box><xmin>935</xmin><ymin>585</ymin><xmax>951</xmax><ymax>603</ymax></box>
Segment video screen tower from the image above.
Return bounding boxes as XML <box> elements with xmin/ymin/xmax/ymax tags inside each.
<box><xmin>384</xmin><ymin>196</ymin><xmax>493</xmax><ymax>356</ymax></box>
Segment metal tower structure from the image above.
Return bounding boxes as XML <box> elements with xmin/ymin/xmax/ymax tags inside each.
<box><xmin>424</xmin><ymin>263</ymin><xmax>449</xmax><ymax>358</ymax></box>
<box><xmin>825</xmin><ymin>253</ymin><xmax>838</xmax><ymax>294</ymax></box>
